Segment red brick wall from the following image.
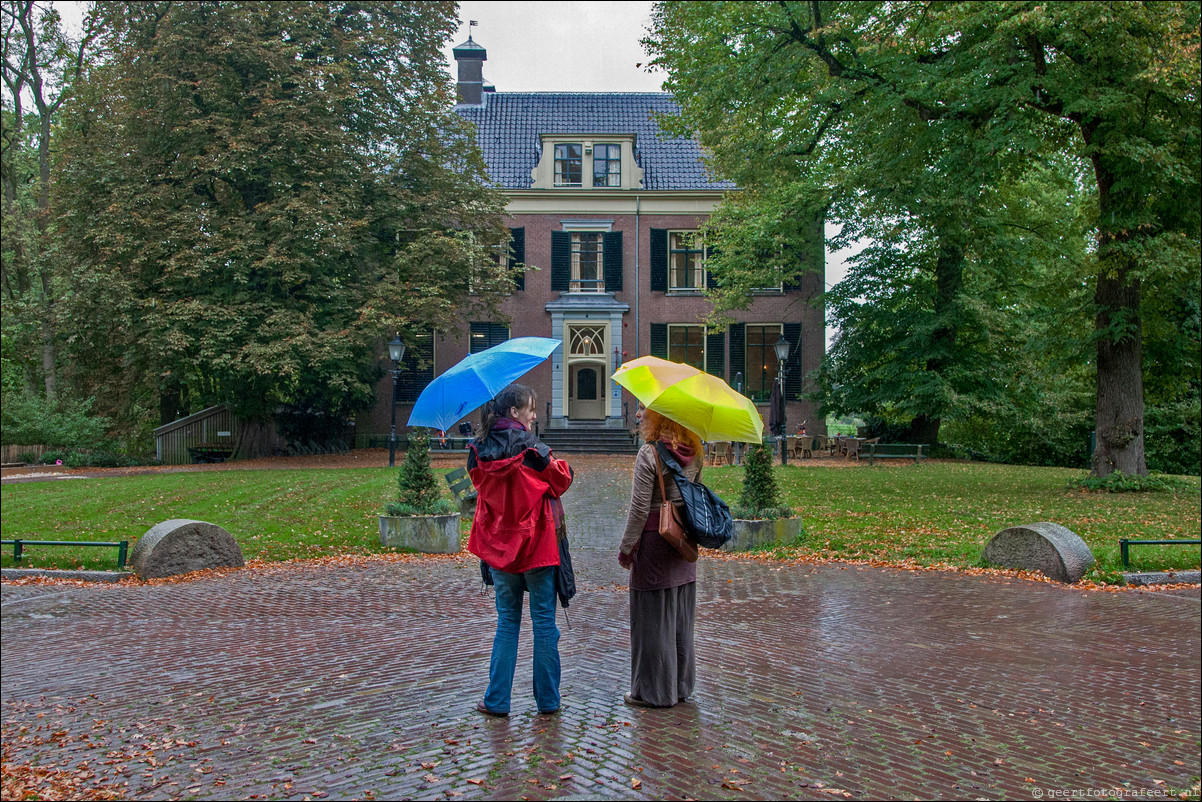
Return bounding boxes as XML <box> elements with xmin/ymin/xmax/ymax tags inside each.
<box><xmin>358</xmin><ymin>211</ymin><xmax>826</xmax><ymax>439</ymax></box>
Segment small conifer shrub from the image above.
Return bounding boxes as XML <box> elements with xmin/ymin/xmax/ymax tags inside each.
<box><xmin>386</xmin><ymin>428</ymin><xmax>456</xmax><ymax>516</ymax></box>
<box><xmin>732</xmin><ymin>439</ymin><xmax>793</xmax><ymax>520</ymax></box>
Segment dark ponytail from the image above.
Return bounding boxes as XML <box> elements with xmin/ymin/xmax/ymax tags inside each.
<box><xmin>478</xmin><ymin>383</ymin><xmax>537</xmax><ymax>435</ymax></box>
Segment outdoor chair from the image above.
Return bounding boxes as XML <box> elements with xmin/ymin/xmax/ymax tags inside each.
<box><xmin>709</xmin><ymin>442</ymin><xmax>732</xmax><ymax>466</ymax></box>
<box><xmin>844</xmin><ymin>438</ymin><xmax>862</xmax><ymax>460</ymax></box>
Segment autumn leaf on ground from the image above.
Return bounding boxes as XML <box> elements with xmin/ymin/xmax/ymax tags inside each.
<box><xmin>631</xmin><ymin>777</ymin><xmax>642</xmax><ymax>789</ymax></box>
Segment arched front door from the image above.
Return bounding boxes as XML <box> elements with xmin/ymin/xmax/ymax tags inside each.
<box><xmin>568</xmin><ymin>361</ymin><xmax>606</xmax><ymax>420</ymax></box>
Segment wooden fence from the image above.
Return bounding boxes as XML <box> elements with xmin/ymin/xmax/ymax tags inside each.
<box><xmin>1</xmin><ymin>444</ymin><xmax>48</xmax><ymax>464</ymax></box>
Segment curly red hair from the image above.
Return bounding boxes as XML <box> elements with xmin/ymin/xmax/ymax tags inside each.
<box><xmin>640</xmin><ymin>409</ymin><xmax>703</xmax><ymax>457</ymax></box>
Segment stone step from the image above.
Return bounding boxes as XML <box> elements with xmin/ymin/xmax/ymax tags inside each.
<box><xmin>541</xmin><ymin>428</ymin><xmax>639</xmax><ymax>454</ymax></box>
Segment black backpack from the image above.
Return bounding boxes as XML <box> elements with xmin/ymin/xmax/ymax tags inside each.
<box><xmin>654</xmin><ymin>442</ymin><xmax>733</xmax><ymax>550</ymax></box>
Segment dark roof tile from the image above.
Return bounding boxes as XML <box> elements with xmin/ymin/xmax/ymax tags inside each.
<box><xmin>454</xmin><ymin>93</ymin><xmax>734</xmax><ymax>191</ymax></box>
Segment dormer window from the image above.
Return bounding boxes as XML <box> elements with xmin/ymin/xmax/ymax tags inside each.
<box><xmin>554</xmin><ymin>144</ymin><xmax>583</xmax><ymax>186</ymax></box>
<box><xmin>532</xmin><ymin>135</ymin><xmax>643</xmax><ymax>190</ymax></box>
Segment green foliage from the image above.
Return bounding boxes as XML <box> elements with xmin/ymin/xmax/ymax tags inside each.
<box><xmin>393</xmin><ymin>429</ymin><xmax>444</xmax><ymax>514</ymax></box>
<box><xmin>736</xmin><ymin>440</ymin><xmax>790</xmax><ymax>519</ymax></box>
<box><xmin>731</xmin><ymin>504</ymin><xmax>794</xmax><ymax>522</ymax></box>
<box><xmin>0</xmin><ymin>393</ymin><xmax>109</xmax><ymax>448</ymax></box>
<box><xmin>385</xmin><ymin>498</ymin><xmax>457</xmax><ymax>517</ymax></box>
<box><xmin>646</xmin><ymin>1</ymin><xmax>1201</xmax><ymax>476</ymax></box>
<box><xmin>1072</xmin><ymin>471</ymin><xmax>1192</xmax><ymax>494</ymax></box>
<box><xmin>52</xmin><ymin>2</ymin><xmax>512</xmax><ymax>443</ymax></box>
<box><xmin>1145</xmin><ymin>397</ymin><xmax>1202</xmax><ymax>477</ymax></box>
<box><xmin>60</xmin><ymin>451</ymin><xmax>146</xmax><ymax>468</ymax></box>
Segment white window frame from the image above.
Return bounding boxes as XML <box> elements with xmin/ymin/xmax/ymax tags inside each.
<box><xmin>667</xmin><ymin>230</ymin><xmax>707</xmax><ymax>292</ymax></box>
<box><xmin>569</xmin><ymin>232</ymin><xmax>604</xmax><ymax>293</ymax></box>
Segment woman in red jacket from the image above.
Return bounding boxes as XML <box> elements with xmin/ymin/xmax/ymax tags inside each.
<box><xmin>468</xmin><ymin>384</ymin><xmax>573</xmax><ymax>717</ymax></box>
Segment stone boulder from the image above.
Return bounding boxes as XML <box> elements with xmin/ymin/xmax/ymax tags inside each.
<box><xmin>131</xmin><ymin>519</ymin><xmax>244</xmax><ymax>578</ymax></box>
<box><xmin>983</xmin><ymin>522</ymin><xmax>1095</xmax><ymax>583</ymax></box>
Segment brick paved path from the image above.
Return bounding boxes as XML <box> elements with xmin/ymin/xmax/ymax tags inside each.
<box><xmin>3</xmin><ymin>457</ymin><xmax>1199</xmax><ymax>801</ymax></box>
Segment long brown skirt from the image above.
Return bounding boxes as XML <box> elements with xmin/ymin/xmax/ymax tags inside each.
<box><xmin>629</xmin><ymin>582</ymin><xmax>696</xmax><ymax>707</ymax></box>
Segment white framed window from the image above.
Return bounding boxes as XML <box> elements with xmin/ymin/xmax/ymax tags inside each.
<box><xmin>668</xmin><ymin>231</ymin><xmax>706</xmax><ymax>291</ymax></box>
<box><xmin>745</xmin><ymin>323</ymin><xmax>783</xmax><ymax>400</ymax></box>
<box><xmin>668</xmin><ymin>324</ymin><xmax>706</xmax><ymax>370</ymax></box>
<box><xmin>554</xmin><ymin>143</ymin><xmax>583</xmax><ymax>186</ymax></box>
<box><xmin>592</xmin><ymin>143</ymin><xmax>621</xmax><ymax>187</ymax></box>
<box><xmin>570</xmin><ymin>232</ymin><xmax>604</xmax><ymax>292</ymax></box>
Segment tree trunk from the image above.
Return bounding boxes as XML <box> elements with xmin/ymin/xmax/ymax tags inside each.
<box><xmin>1093</xmin><ymin>267</ymin><xmax>1146</xmax><ymax>477</ymax></box>
<box><xmin>908</xmin><ymin>413</ymin><xmax>941</xmax><ymax>445</ymax></box>
<box><xmin>1087</xmin><ymin>144</ymin><xmax>1148</xmax><ymax>478</ymax></box>
<box><xmin>909</xmin><ymin>237</ymin><xmax>961</xmax><ymax>446</ymax></box>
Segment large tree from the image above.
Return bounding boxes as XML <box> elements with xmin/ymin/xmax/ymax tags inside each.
<box><xmin>55</xmin><ymin>1</ymin><xmax>512</xmax><ymax>454</ymax></box>
<box><xmin>2</xmin><ymin>0</ymin><xmax>98</xmax><ymax>401</ymax></box>
<box><xmin>647</xmin><ymin>1</ymin><xmax>1200</xmax><ymax>475</ymax></box>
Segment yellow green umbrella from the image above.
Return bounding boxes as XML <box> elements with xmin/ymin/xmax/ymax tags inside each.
<box><xmin>612</xmin><ymin>356</ymin><xmax>764</xmax><ymax>443</ymax></box>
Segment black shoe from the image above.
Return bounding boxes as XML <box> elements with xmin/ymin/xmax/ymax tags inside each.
<box><xmin>624</xmin><ymin>693</ymin><xmax>664</xmax><ymax>708</ymax></box>
<box><xmin>476</xmin><ymin>701</ymin><xmax>508</xmax><ymax>718</ymax></box>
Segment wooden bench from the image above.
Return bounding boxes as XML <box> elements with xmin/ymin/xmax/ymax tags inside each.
<box><xmin>866</xmin><ymin>443</ymin><xmax>925</xmax><ymax>466</ymax></box>
<box><xmin>2</xmin><ymin>539</ymin><xmax>129</xmax><ymax>570</ymax></box>
<box><xmin>444</xmin><ymin>468</ymin><xmax>477</xmax><ymax>516</ymax></box>
<box><xmin>428</xmin><ymin>436</ymin><xmax>471</xmax><ymax>452</ymax></box>
<box><xmin>1119</xmin><ymin>538</ymin><xmax>1202</xmax><ymax>568</ymax></box>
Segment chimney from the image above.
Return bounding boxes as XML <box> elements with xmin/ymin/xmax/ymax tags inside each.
<box><xmin>452</xmin><ymin>34</ymin><xmax>487</xmax><ymax>105</ymax></box>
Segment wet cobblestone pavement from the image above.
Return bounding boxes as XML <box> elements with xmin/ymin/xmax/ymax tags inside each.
<box><xmin>3</xmin><ymin>457</ymin><xmax>1199</xmax><ymax>800</ymax></box>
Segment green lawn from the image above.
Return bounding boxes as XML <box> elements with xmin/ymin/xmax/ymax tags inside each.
<box><xmin>704</xmin><ymin>462</ymin><xmax>1201</xmax><ymax>583</ymax></box>
<box><xmin>1</xmin><ymin>462</ymin><xmax>1198</xmax><ymax>583</ymax></box>
<box><xmin>0</xmin><ymin>468</ymin><xmax>405</xmax><ymax>571</ymax></box>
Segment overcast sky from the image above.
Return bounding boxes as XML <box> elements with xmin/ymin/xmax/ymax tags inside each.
<box><xmin>442</xmin><ymin>1</ymin><xmax>665</xmax><ymax>92</ymax></box>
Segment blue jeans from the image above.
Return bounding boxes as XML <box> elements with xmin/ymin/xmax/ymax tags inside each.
<box><xmin>484</xmin><ymin>566</ymin><xmax>561</xmax><ymax>714</ymax></box>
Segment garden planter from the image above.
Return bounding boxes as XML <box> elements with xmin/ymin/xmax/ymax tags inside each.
<box><xmin>379</xmin><ymin>513</ymin><xmax>461</xmax><ymax>554</ymax></box>
<box><xmin>724</xmin><ymin>516</ymin><xmax>804</xmax><ymax>552</ymax></box>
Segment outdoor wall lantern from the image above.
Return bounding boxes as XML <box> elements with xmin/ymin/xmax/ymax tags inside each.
<box><xmin>774</xmin><ymin>335</ymin><xmax>791</xmax><ymax>465</ymax></box>
<box><xmin>388</xmin><ymin>335</ymin><xmax>407</xmax><ymax>468</ymax></box>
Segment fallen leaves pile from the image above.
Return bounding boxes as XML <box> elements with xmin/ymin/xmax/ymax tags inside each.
<box><xmin>1</xmin><ymin>743</ymin><xmax>125</xmax><ymax>801</ymax></box>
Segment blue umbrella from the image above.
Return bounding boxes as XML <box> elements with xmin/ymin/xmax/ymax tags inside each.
<box><xmin>406</xmin><ymin>337</ymin><xmax>561</xmax><ymax>431</ymax></box>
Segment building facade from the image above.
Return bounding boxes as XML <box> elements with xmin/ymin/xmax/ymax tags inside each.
<box><xmin>359</xmin><ymin>37</ymin><xmax>825</xmax><ymax>442</ymax></box>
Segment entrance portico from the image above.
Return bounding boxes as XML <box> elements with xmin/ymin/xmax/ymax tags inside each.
<box><xmin>546</xmin><ymin>293</ymin><xmax>629</xmax><ymax>428</ymax></box>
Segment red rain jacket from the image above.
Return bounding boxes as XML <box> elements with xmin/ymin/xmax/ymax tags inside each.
<box><xmin>468</xmin><ymin>448</ymin><xmax>573</xmax><ymax>574</ymax></box>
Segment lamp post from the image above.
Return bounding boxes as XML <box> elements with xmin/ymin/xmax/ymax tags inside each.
<box><xmin>387</xmin><ymin>335</ymin><xmax>406</xmax><ymax>468</ymax></box>
<box><xmin>774</xmin><ymin>334</ymin><xmax>791</xmax><ymax>465</ymax></box>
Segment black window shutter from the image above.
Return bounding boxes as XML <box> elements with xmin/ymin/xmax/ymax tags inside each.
<box><xmin>705</xmin><ymin>244</ymin><xmax>720</xmax><ymax>290</ymax></box>
<box><xmin>783</xmin><ymin>322</ymin><xmax>803</xmax><ymax>398</ymax></box>
<box><xmin>706</xmin><ymin>330</ymin><xmax>725</xmax><ymax>378</ymax></box>
<box><xmin>728</xmin><ymin>323</ymin><xmax>745</xmax><ymax>389</ymax></box>
<box><xmin>509</xmin><ymin>227</ymin><xmax>525</xmax><ymax>291</ymax></box>
<box><xmin>650</xmin><ymin>323</ymin><xmax>668</xmax><ymax>359</ymax></box>
<box><xmin>396</xmin><ymin>330</ymin><xmax>435</xmax><ymax>402</ymax></box>
<box><xmin>470</xmin><ymin>322</ymin><xmax>510</xmax><ymax>354</ymax></box>
<box><xmin>551</xmin><ymin>231</ymin><xmax>570</xmax><ymax>291</ymax></box>
<box><xmin>649</xmin><ymin>228</ymin><xmax>667</xmax><ymax>292</ymax></box>
<box><xmin>603</xmin><ymin>231</ymin><xmax>623</xmax><ymax>292</ymax></box>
